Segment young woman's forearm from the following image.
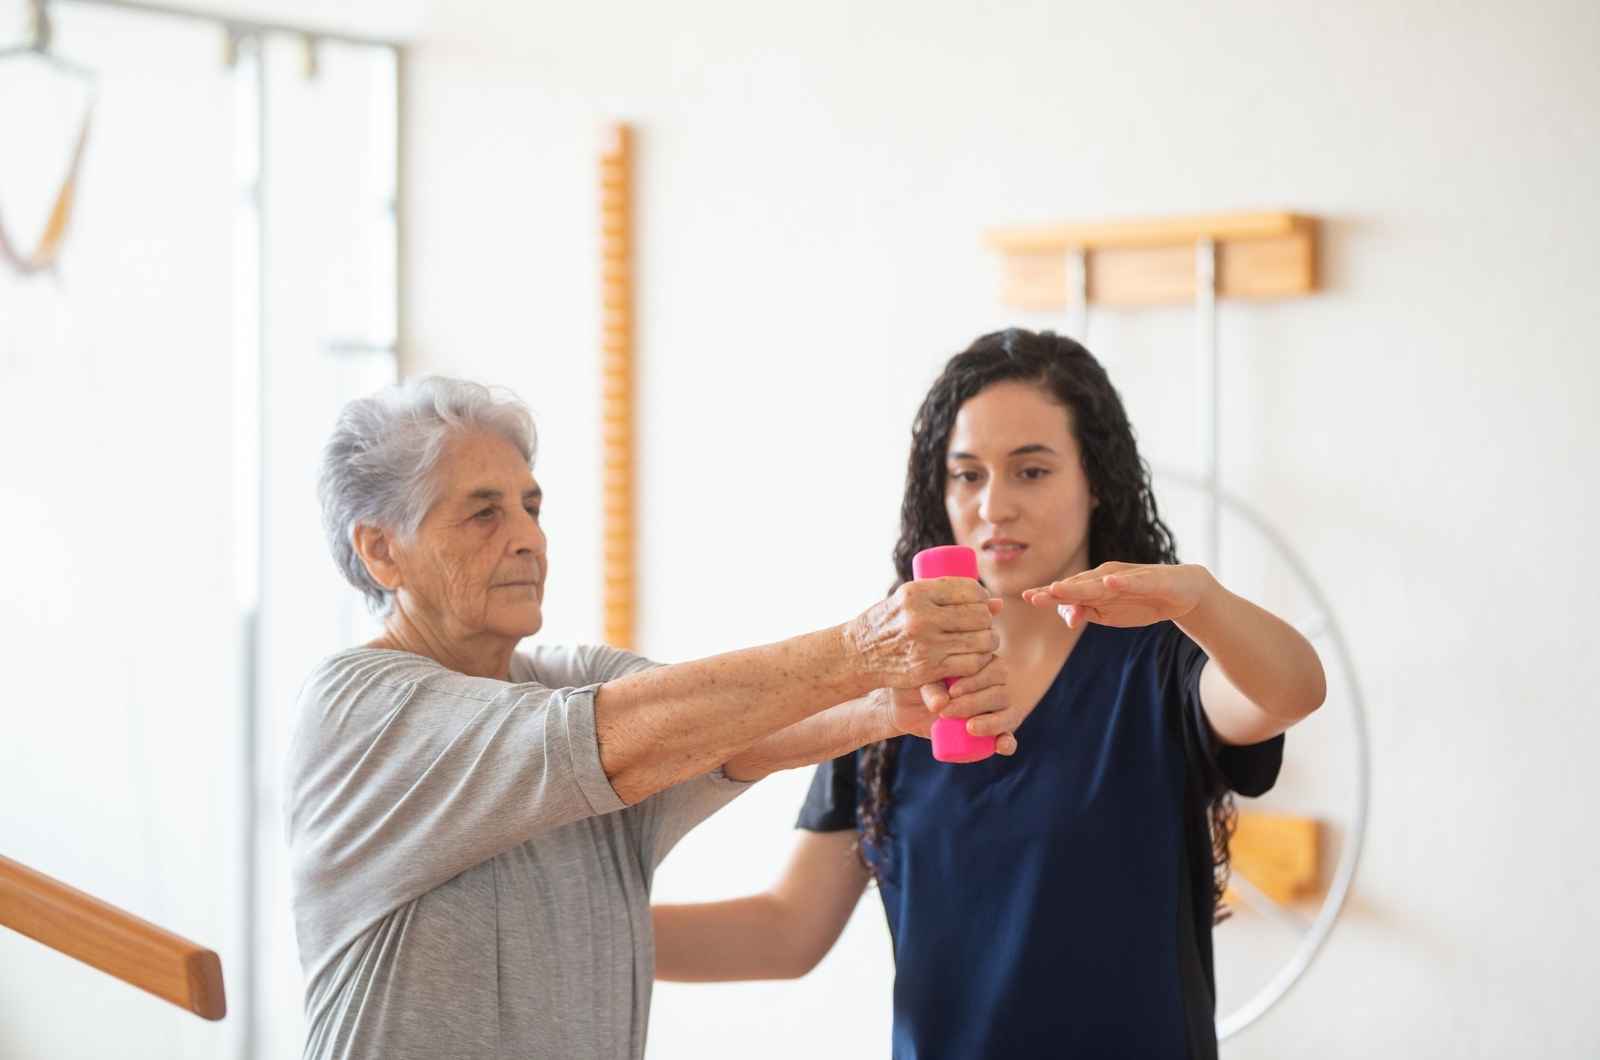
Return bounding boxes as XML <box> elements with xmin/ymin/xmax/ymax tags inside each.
<box><xmin>1177</xmin><ymin>580</ymin><xmax>1327</xmax><ymax>741</ymax></box>
<box><xmin>654</xmin><ymin>896</ymin><xmax>809</xmax><ymax>980</ymax></box>
<box><xmin>654</xmin><ymin>830</ymin><xmax>868</xmax><ymax>981</ymax></box>
<box><xmin>723</xmin><ymin>691</ymin><xmax>897</xmax><ymax>783</ymax></box>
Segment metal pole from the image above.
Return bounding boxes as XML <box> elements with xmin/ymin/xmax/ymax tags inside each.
<box><xmin>1071</xmin><ymin>246</ymin><xmax>1089</xmax><ymax>344</ymax></box>
<box><xmin>244</xmin><ymin>37</ymin><xmax>267</xmax><ymax>1059</ymax></box>
<box><xmin>393</xmin><ymin>46</ymin><xmax>409</xmax><ymax>377</ymax></box>
<box><xmin>226</xmin><ymin>28</ymin><xmax>265</xmax><ymax>1060</ymax></box>
<box><xmin>1195</xmin><ymin>238</ymin><xmax>1220</xmax><ymax>570</ymax></box>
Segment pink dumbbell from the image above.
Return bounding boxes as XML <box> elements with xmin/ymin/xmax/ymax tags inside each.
<box><xmin>911</xmin><ymin>545</ymin><xmax>997</xmax><ymax>764</ymax></box>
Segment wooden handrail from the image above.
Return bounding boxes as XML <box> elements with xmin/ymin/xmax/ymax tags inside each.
<box><xmin>0</xmin><ymin>854</ymin><xmax>226</xmax><ymax>1020</ymax></box>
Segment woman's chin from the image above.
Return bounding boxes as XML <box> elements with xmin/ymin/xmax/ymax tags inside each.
<box><xmin>488</xmin><ymin>605</ymin><xmax>543</xmax><ymax>640</ymax></box>
<box><xmin>977</xmin><ymin>562</ymin><xmax>1038</xmax><ymax>597</ymax></box>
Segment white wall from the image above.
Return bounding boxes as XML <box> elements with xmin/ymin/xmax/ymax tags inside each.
<box><xmin>402</xmin><ymin>1</ymin><xmax>1600</xmax><ymax>1055</ymax></box>
<box><xmin>0</xmin><ymin>8</ymin><xmax>244</xmax><ymax>1060</ymax></box>
<box><xmin>1</xmin><ymin>5</ymin><xmax>397</xmax><ymax>1058</ymax></box>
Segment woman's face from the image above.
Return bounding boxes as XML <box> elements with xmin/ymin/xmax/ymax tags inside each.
<box><xmin>390</xmin><ymin>430</ymin><xmax>548</xmax><ymax>640</ymax></box>
<box><xmin>943</xmin><ymin>380</ymin><xmax>1095</xmax><ymax>597</ymax></box>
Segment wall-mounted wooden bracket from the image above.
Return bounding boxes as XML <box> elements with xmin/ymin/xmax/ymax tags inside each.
<box><xmin>985</xmin><ymin>211</ymin><xmax>1318</xmax><ymax>310</ymax></box>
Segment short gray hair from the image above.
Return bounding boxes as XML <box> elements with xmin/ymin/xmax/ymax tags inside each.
<box><xmin>318</xmin><ymin>375</ymin><xmax>537</xmax><ymax>612</ymax></box>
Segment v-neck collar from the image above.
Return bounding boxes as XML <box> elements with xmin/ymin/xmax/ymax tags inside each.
<box><xmin>1013</xmin><ymin>621</ymin><xmax>1102</xmax><ymax>737</ymax></box>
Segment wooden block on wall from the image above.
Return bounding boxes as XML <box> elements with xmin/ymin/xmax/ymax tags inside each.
<box><xmin>1219</xmin><ymin>228</ymin><xmax>1318</xmax><ymax>298</ymax></box>
<box><xmin>998</xmin><ymin>249</ymin><xmax>1070</xmax><ymax>311</ymax></box>
<box><xmin>1225</xmin><ymin>810</ymin><xmax>1321</xmax><ymax>905</ymax></box>
<box><xmin>987</xmin><ymin>212</ymin><xmax>1318</xmax><ymax>309</ymax></box>
<box><xmin>1092</xmin><ymin>244</ymin><xmax>1195</xmax><ymax>305</ymax></box>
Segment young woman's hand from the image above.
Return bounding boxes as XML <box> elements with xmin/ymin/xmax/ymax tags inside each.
<box><xmin>884</xmin><ymin>653</ymin><xmax>1018</xmax><ymax>755</ymax></box>
<box><xmin>885</xmin><ymin>687</ymin><xmax>938</xmax><ymax>740</ymax></box>
<box><xmin>1021</xmin><ymin>562</ymin><xmax>1218</xmax><ymax>630</ymax></box>
<box><xmin>938</xmin><ymin>654</ymin><xmax>1020</xmax><ymax>755</ymax></box>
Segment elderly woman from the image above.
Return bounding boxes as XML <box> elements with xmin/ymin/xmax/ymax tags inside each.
<box><xmin>285</xmin><ymin>377</ymin><xmax>1011</xmax><ymax>1060</ymax></box>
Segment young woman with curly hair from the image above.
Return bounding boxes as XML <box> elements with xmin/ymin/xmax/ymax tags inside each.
<box><xmin>653</xmin><ymin>328</ymin><xmax>1326</xmax><ymax>1060</ymax></box>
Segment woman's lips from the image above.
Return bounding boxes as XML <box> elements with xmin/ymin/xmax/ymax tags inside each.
<box><xmin>983</xmin><ymin>541</ymin><xmax>1027</xmax><ymax>564</ymax></box>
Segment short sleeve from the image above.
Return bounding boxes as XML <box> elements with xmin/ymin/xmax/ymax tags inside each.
<box><xmin>284</xmin><ymin>651</ymin><xmax>631</xmax><ymax>970</ymax></box>
<box><xmin>1164</xmin><ymin>624</ymin><xmax>1284</xmax><ymax>799</ymax></box>
<box><xmin>795</xmin><ymin>753</ymin><xmax>859</xmax><ymax>832</ymax></box>
<box><xmin>518</xmin><ymin>643</ymin><xmax>756</xmax><ymax>870</ymax></box>
<box><xmin>516</xmin><ymin>641</ymin><xmax>658</xmax><ymax>688</ymax></box>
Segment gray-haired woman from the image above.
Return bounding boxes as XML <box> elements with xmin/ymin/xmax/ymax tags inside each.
<box><xmin>285</xmin><ymin>377</ymin><xmax>1014</xmax><ymax>1060</ymax></box>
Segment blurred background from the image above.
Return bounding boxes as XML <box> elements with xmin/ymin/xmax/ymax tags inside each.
<box><xmin>1</xmin><ymin>0</ymin><xmax>1595</xmax><ymax>1056</ymax></box>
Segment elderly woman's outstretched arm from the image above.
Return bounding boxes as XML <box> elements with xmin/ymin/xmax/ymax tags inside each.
<box><xmin>714</xmin><ymin>649</ymin><xmax>1013</xmax><ymax>783</ymax></box>
<box><xmin>594</xmin><ymin>579</ymin><xmax>1000</xmax><ymax>804</ymax></box>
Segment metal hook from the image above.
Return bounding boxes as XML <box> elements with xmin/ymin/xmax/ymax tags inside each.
<box><xmin>0</xmin><ymin>0</ymin><xmax>95</xmax><ymax>85</ymax></box>
<box><xmin>29</xmin><ymin>0</ymin><xmax>53</xmax><ymax>52</ymax></box>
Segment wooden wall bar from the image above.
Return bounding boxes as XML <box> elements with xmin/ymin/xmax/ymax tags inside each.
<box><xmin>599</xmin><ymin>124</ymin><xmax>636</xmax><ymax>651</ymax></box>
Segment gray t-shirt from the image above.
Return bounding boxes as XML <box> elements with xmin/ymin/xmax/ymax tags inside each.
<box><xmin>284</xmin><ymin>643</ymin><xmax>751</xmax><ymax>1060</ymax></box>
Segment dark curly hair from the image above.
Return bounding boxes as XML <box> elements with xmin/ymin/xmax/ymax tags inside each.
<box><xmin>856</xmin><ymin>327</ymin><xmax>1237</xmax><ymax>923</ymax></box>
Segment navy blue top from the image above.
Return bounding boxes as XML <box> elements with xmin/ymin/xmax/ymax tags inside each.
<box><xmin>797</xmin><ymin>621</ymin><xmax>1283</xmax><ymax>1060</ymax></box>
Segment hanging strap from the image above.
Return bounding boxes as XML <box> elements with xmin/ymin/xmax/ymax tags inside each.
<box><xmin>0</xmin><ymin>97</ymin><xmax>93</xmax><ymax>277</ymax></box>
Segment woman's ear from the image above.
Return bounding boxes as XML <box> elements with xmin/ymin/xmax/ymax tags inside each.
<box><xmin>353</xmin><ymin>524</ymin><xmax>402</xmax><ymax>593</ymax></box>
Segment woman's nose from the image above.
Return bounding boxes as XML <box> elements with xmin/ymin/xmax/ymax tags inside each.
<box><xmin>513</xmin><ymin>510</ymin><xmax>546</xmax><ymax>557</ymax></box>
<box><xmin>979</xmin><ymin>481</ymin><xmax>1017</xmax><ymax>524</ymax></box>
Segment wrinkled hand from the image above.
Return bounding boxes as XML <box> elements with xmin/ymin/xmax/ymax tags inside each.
<box><xmin>885</xmin><ymin>686</ymin><xmax>938</xmax><ymax>739</ymax></box>
<box><xmin>1021</xmin><ymin>561</ymin><xmax>1216</xmax><ymax>629</ymax></box>
<box><xmin>846</xmin><ymin>578</ymin><xmax>1002</xmax><ymax>689</ymax></box>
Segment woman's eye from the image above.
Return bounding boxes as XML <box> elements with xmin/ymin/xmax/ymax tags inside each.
<box><xmin>474</xmin><ymin>507</ymin><xmax>497</xmax><ymax>521</ymax></box>
<box><xmin>526</xmin><ymin>506</ymin><xmax>541</xmax><ymax>520</ymax></box>
<box><xmin>1020</xmin><ymin>467</ymin><xmax>1050</xmax><ymax>480</ymax></box>
<box><xmin>950</xmin><ymin>470</ymin><xmax>981</xmax><ymax>484</ymax></box>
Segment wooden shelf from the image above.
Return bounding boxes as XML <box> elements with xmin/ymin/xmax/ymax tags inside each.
<box><xmin>984</xmin><ymin>210</ymin><xmax>1318</xmax><ymax>309</ymax></box>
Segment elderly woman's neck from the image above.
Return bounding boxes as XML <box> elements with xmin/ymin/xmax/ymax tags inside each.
<box><xmin>369</xmin><ymin>610</ymin><xmax>519</xmax><ymax>681</ymax></box>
